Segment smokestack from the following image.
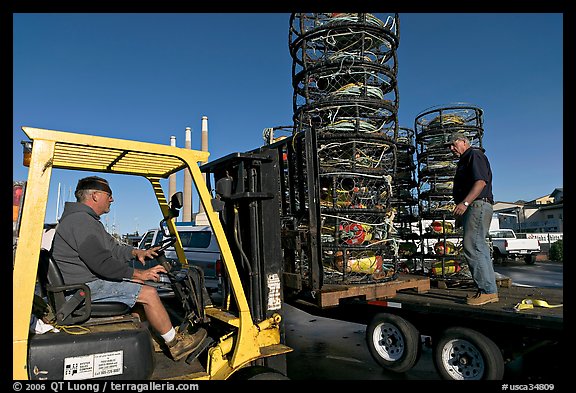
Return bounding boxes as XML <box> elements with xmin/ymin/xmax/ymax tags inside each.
<box><xmin>201</xmin><ymin>116</ymin><xmax>209</xmax><ymax>157</ymax></box>
<box><xmin>183</xmin><ymin>127</ymin><xmax>192</xmax><ymax>222</ymax></box>
<box><xmin>169</xmin><ymin>135</ymin><xmax>177</xmax><ymax>200</ymax></box>
<box><xmin>197</xmin><ymin>116</ymin><xmax>209</xmax><ymax>215</ymax></box>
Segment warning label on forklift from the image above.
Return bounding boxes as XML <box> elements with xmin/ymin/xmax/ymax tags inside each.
<box><xmin>267</xmin><ymin>273</ymin><xmax>282</xmax><ymax>310</ymax></box>
<box><xmin>63</xmin><ymin>350</ymin><xmax>123</xmax><ymax>380</ymax></box>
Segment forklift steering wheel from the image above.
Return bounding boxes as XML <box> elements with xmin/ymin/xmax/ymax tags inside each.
<box><xmin>150</xmin><ymin>237</ymin><xmax>177</xmax><ymax>254</ymax></box>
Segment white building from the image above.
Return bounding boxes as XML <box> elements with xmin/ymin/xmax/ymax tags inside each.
<box><xmin>493</xmin><ymin>188</ymin><xmax>563</xmax><ymax>233</ymax></box>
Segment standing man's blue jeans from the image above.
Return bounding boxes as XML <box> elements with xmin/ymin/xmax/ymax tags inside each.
<box><xmin>461</xmin><ymin>199</ymin><xmax>497</xmax><ymax>294</ymax></box>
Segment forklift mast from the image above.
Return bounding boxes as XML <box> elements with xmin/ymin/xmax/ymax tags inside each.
<box><xmin>200</xmin><ymin>147</ymin><xmax>287</xmax><ymax>373</ymax></box>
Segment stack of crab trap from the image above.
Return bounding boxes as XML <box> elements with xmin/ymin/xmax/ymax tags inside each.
<box><xmin>414</xmin><ymin>104</ymin><xmax>484</xmax><ymax>285</ymax></box>
<box><xmin>279</xmin><ymin>12</ymin><xmax>403</xmax><ymax>295</ymax></box>
<box><xmin>392</xmin><ymin>127</ymin><xmax>420</xmax><ymax>274</ymax></box>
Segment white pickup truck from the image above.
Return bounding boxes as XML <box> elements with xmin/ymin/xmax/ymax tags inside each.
<box><xmin>489</xmin><ymin>228</ymin><xmax>541</xmax><ymax>265</ymax></box>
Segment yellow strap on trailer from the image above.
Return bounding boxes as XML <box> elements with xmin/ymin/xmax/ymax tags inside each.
<box><xmin>513</xmin><ymin>298</ymin><xmax>563</xmax><ymax>311</ymax></box>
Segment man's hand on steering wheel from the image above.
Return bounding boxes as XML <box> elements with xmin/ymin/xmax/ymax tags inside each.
<box><xmin>131</xmin><ymin>237</ymin><xmax>177</xmax><ymax>265</ymax></box>
<box><xmin>155</xmin><ymin>237</ymin><xmax>177</xmax><ymax>254</ymax></box>
<box><xmin>132</xmin><ymin>246</ymin><xmax>161</xmax><ymax>265</ymax></box>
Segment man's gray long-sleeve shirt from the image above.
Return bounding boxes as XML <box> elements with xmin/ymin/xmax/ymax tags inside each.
<box><xmin>52</xmin><ymin>202</ymin><xmax>135</xmax><ymax>284</ymax></box>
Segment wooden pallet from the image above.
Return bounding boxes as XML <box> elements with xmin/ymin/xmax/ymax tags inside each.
<box><xmin>315</xmin><ymin>274</ymin><xmax>430</xmax><ymax>308</ymax></box>
<box><xmin>496</xmin><ymin>275</ymin><xmax>512</xmax><ymax>287</ymax></box>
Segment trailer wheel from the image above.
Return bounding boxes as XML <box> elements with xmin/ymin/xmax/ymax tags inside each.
<box><xmin>524</xmin><ymin>254</ymin><xmax>536</xmax><ymax>265</ymax></box>
<box><xmin>229</xmin><ymin>365</ymin><xmax>290</xmax><ymax>380</ymax></box>
<box><xmin>433</xmin><ymin>327</ymin><xmax>504</xmax><ymax>380</ymax></box>
<box><xmin>366</xmin><ymin>313</ymin><xmax>421</xmax><ymax>373</ymax></box>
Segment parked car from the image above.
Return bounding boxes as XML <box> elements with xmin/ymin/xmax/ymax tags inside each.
<box><xmin>135</xmin><ymin>224</ymin><xmax>222</xmax><ymax>295</ymax></box>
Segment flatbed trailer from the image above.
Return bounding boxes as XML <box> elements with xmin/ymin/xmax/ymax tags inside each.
<box><xmin>288</xmin><ymin>282</ymin><xmax>563</xmax><ymax>380</ymax></box>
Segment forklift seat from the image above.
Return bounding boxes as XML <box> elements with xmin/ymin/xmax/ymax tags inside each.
<box><xmin>38</xmin><ymin>249</ymin><xmax>130</xmax><ymax>325</ymax></box>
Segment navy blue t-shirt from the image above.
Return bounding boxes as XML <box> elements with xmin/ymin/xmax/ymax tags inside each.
<box><xmin>453</xmin><ymin>147</ymin><xmax>493</xmax><ymax>204</ymax></box>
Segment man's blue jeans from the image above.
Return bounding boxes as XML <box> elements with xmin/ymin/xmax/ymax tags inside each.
<box><xmin>461</xmin><ymin>199</ymin><xmax>497</xmax><ymax>294</ymax></box>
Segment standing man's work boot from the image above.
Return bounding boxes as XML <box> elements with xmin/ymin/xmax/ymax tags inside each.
<box><xmin>466</xmin><ymin>290</ymin><xmax>481</xmax><ymax>300</ymax></box>
<box><xmin>467</xmin><ymin>293</ymin><xmax>499</xmax><ymax>306</ymax></box>
<box><xmin>167</xmin><ymin>327</ymin><xmax>208</xmax><ymax>361</ymax></box>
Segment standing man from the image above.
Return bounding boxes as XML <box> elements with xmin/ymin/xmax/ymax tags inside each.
<box><xmin>51</xmin><ymin>176</ymin><xmax>207</xmax><ymax>360</ymax></box>
<box><xmin>449</xmin><ymin>134</ymin><xmax>498</xmax><ymax>305</ymax></box>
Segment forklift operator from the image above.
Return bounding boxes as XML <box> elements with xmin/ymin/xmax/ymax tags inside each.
<box><xmin>51</xmin><ymin>176</ymin><xmax>207</xmax><ymax>361</ymax></box>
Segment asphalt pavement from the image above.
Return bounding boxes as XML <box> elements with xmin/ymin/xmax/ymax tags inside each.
<box><xmin>284</xmin><ymin>302</ymin><xmax>440</xmax><ymax>380</ymax></box>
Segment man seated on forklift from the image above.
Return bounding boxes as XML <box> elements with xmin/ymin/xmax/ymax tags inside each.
<box><xmin>51</xmin><ymin>176</ymin><xmax>207</xmax><ymax>361</ymax></box>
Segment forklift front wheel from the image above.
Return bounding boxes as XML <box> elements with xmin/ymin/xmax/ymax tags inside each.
<box><xmin>366</xmin><ymin>313</ymin><xmax>421</xmax><ymax>373</ymax></box>
<box><xmin>229</xmin><ymin>365</ymin><xmax>290</xmax><ymax>380</ymax></box>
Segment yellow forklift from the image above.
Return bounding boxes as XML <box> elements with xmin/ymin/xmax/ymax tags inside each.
<box><xmin>13</xmin><ymin>127</ymin><xmax>291</xmax><ymax>380</ymax></box>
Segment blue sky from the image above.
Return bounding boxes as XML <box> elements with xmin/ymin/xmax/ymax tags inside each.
<box><xmin>13</xmin><ymin>13</ymin><xmax>563</xmax><ymax>235</ymax></box>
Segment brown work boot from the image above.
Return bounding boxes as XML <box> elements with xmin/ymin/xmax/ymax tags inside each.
<box><xmin>151</xmin><ymin>326</ymin><xmax>180</xmax><ymax>353</ymax></box>
<box><xmin>467</xmin><ymin>293</ymin><xmax>499</xmax><ymax>306</ymax></box>
<box><xmin>151</xmin><ymin>336</ymin><xmax>165</xmax><ymax>353</ymax></box>
<box><xmin>167</xmin><ymin>328</ymin><xmax>208</xmax><ymax>361</ymax></box>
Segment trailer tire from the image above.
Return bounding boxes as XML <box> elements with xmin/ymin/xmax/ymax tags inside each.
<box><xmin>229</xmin><ymin>365</ymin><xmax>290</xmax><ymax>380</ymax></box>
<box><xmin>433</xmin><ymin>327</ymin><xmax>504</xmax><ymax>380</ymax></box>
<box><xmin>524</xmin><ymin>254</ymin><xmax>536</xmax><ymax>265</ymax></box>
<box><xmin>366</xmin><ymin>313</ymin><xmax>421</xmax><ymax>373</ymax></box>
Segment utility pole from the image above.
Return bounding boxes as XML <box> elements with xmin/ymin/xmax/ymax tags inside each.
<box><xmin>56</xmin><ymin>182</ymin><xmax>61</xmax><ymax>222</ymax></box>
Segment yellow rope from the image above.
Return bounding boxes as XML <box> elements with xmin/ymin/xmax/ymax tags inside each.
<box><xmin>54</xmin><ymin>324</ymin><xmax>92</xmax><ymax>335</ymax></box>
